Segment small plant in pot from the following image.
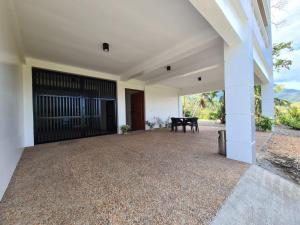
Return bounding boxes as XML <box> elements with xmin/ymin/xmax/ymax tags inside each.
<box><xmin>145</xmin><ymin>120</ymin><xmax>156</xmax><ymax>130</ymax></box>
<box><xmin>120</xmin><ymin>125</ymin><xmax>130</xmax><ymax>134</ymax></box>
<box><xmin>164</xmin><ymin>116</ymin><xmax>171</xmax><ymax>128</ymax></box>
<box><xmin>154</xmin><ymin>117</ymin><xmax>164</xmax><ymax>128</ymax></box>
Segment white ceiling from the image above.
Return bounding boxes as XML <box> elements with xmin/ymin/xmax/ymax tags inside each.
<box><xmin>14</xmin><ymin>1</ymin><xmax>216</xmax><ymax>71</ymax></box>
<box><xmin>13</xmin><ymin>0</ymin><xmax>227</xmax><ymax>92</ymax></box>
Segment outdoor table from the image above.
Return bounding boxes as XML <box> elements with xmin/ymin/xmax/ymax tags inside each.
<box><xmin>171</xmin><ymin>117</ymin><xmax>188</xmax><ymax>132</ymax></box>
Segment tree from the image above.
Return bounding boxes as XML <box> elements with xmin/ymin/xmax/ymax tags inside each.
<box><xmin>274</xmin><ymin>84</ymin><xmax>284</xmax><ymax>93</ymax></box>
<box><xmin>273</xmin><ymin>41</ymin><xmax>293</xmax><ymax>72</ymax></box>
<box><xmin>271</xmin><ymin>0</ymin><xmax>288</xmax><ymax>28</ymax></box>
<box><xmin>254</xmin><ymin>86</ymin><xmax>262</xmax><ymax>117</ymax></box>
<box><xmin>254</xmin><ymin>41</ymin><xmax>293</xmax><ymax>119</ymax></box>
<box><xmin>219</xmin><ymin>91</ymin><xmax>226</xmax><ymax>124</ymax></box>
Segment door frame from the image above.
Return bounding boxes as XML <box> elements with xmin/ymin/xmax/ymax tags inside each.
<box><xmin>125</xmin><ymin>88</ymin><xmax>145</xmax><ymax>131</ymax></box>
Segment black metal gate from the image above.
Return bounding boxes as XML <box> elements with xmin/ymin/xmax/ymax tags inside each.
<box><xmin>33</xmin><ymin>68</ymin><xmax>117</xmax><ymax>144</ymax></box>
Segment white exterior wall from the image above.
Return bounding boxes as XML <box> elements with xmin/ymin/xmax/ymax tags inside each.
<box><xmin>145</xmin><ymin>86</ymin><xmax>180</xmax><ymax>128</ymax></box>
<box><xmin>22</xmin><ymin>58</ymin><xmax>180</xmax><ymax>145</ymax></box>
<box><xmin>0</xmin><ymin>1</ymin><xmax>24</xmax><ymax>200</ymax></box>
<box><xmin>117</xmin><ymin>80</ymin><xmax>145</xmax><ymax>132</ymax></box>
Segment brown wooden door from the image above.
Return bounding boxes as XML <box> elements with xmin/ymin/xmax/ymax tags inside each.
<box><xmin>131</xmin><ymin>91</ymin><xmax>145</xmax><ymax>130</ymax></box>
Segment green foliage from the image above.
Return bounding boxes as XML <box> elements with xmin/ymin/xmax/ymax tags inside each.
<box><xmin>184</xmin><ymin>110</ymin><xmax>192</xmax><ymax>117</ymax></box>
<box><xmin>145</xmin><ymin>120</ymin><xmax>156</xmax><ymax>130</ymax></box>
<box><xmin>274</xmin><ymin>84</ymin><xmax>284</xmax><ymax>93</ymax></box>
<box><xmin>145</xmin><ymin>116</ymin><xmax>171</xmax><ymax>130</ymax></box>
<box><xmin>219</xmin><ymin>91</ymin><xmax>226</xmax><ymax>124</ymax></box>
<box><xmin>275</xmin><ymin>97</ymin><xmax>290</xmax><ymax>107</ymax></box>
<box><xmin>256</xmin><ymin>116</ymin><xmax>273</xmax><ymax>131</ymax></box>
<box><xmin>273</xmin><ymin>42</ymin><xmax>293</xmax><ymax>72</ymax></box>
<box><xmin>276</xmin><ymin>104</ymin><xmax>300</xmax><ymax>130</ymax></box>
<box><xmin>120</xmin><ymin>125</ymin><xmax>130</xmax><ymax>134</ymax></box>
<box><xmin>154</xmin><ymin>117</ymin><xmax>164</xmax><ymax>128</ymax></box>
<box><xmin>255</xmin><ymin>85</ymin><xmax>262</xmax><ymax>117</ymax></box>
<box><xmin>164</xmin><ymin>117</ymin><xmax>171</xmax><ymax>128</ymax></box>
<box><xmin>182</xmin><ymin>91</ymin><xmax>225</xmax><ymax>123</ymax></box>
<box><xmin>277</xmin><ymin>106</ymin><xmax>300</xmax><ymax>130</ymax></box>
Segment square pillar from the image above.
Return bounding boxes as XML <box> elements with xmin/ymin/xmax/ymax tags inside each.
<box><xmin>178</xmin><ymin>96</ymin><xmax>183</xmax><ymax>117</ymax></box>
<box><xmin>224</xmin><ymin>30</ymin><xmax>256</xmax><ymax>164</ymax></box>
<box><xmin>261</xmin><ymin>81</ymin><xmax>274</xmax><ymax>119</ymax></box>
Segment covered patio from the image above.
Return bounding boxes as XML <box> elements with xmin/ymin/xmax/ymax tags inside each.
<box><xmin>0</xmin><ymin>126</ymin><xmax>267</xmax><ymax>225</ymax></box>
<box><xmin>0</xmin><ymin>127</ymin><xmax>270</xmax><ymax>225</ymax></box>
<box><xmin>0</xmin><ymin>1</ymin><xmax>275</xmax><ymax>220</ymax></box>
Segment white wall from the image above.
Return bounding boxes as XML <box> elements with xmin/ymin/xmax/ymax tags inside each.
<box><xmin>0</xmin><ymin>0</ymin><xmax>24</xmax><ymax>200</ymax></box>
<box><xmin>145</xmin><ymin>86</ymin><xmax>180</xmax><ymax>127</ymax></box>
<box><xmin>117</xmin><ymin>79</ymin><xmax>145</xmax><ymax>132</ymax></box>
<box><xmin>111</xmin><ymin>79</ymin><xmax>181</xmax><ymax>131</ymax></box>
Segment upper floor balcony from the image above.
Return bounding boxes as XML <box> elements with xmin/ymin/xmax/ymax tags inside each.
<box><xmin>252</xmin><ymin>0</ymin><xmax>272</xmax><ymax>48</ymax></box>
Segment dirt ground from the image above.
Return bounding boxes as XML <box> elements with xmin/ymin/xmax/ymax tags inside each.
<box><xmin>257</xmin><ymin>127</ymin><xmax>300</xmax><ymax>184</ymax></box>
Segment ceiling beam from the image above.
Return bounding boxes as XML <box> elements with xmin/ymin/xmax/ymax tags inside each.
<box><xmin>120</xmin><ymin>30</ymin><xmax>220</xmax><ymax>81</ymax></box>
<box><xmin>180</xmin><ymin>80</ymin><xmax>224</xmax><ymax>96</ymax></box>
<box><xmin>189</xmin><ymin>0</ymin><xmax>242</xmax><ymax>46</ymax></box>
<box><xmin>145</xmin><ymin>51</ymin><xmax>223</xmax><ymax>85</ymax></box>
<box><xmin>176</xmin><ymin>64</ymin><xmax>221</xmax><ymax>78</ymax></box>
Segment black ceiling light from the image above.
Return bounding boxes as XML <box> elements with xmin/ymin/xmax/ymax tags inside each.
<box><xmin>166</xmin><ymin>65</ymin><xmax>171</xmax><ymax>71</ymax></box>
<box><xmin>102</xmin><ymin>42</ymin><xmax>109</xmax><ymax>52</ymax></box>
<box><xmin>198</xmin><ymin>76</ymin><xmax>202</xmax><ymax>81</ymax></box>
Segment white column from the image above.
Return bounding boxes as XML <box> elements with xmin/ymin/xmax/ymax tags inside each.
<box><xmin>261</xmin><ymin>81</ymin><xmax>274</xmax><ymax>119</ymax></box>
<box><xmin>178</xmin><ymin>96</ymin><xmax>183</xmax><ymax>117</ymax></box>
<box><xmin>116</xmin><ymin>80</ymin><xmax>126</xmax><ymax>134</ymax></box>
<box><xmin>224</xmin><ymin>25</ymin><xmax>256</xmax><ymax>164</ymax></box>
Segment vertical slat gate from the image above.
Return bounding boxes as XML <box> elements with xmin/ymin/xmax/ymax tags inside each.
<box><xmin>33</xmin><ymin>68</ymin><xmax>117</xmax><ymax>144</ymax></box>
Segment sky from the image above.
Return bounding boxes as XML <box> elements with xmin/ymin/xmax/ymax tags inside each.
<box><xmin>272</xmin><ymin>0</ymin><xmax>300</xmax><ymax>90</ymax></box>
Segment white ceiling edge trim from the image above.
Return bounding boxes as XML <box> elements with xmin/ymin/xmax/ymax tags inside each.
<box><xmin>121</xmin><ymin>30</ymin><xmax>220</xmax><ymax>80</ymax></box>
<box><xmin>253</xmin><ymin>41</ymin><xmax>272</xmax><ymax>84</ymax></box>
<box><xmin>25</xmin><ymin>57</ymin><xmax>120</xmax><ymax>81</ymax></box>
<box><xmin>177</xmin><ymin>64</ymin><xmax>221</xmax><ymax>78</ymax></box>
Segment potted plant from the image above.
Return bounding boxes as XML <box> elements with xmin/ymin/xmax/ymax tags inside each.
<box><xmin>145</xmin><ymin>120</ymin><xmax>156</xmax><ymax>130</ymax></box>
<box><xmin>164</xmin><ymin>116</ymin><xmax>171</xmax><ymax>128</ymax></box>
<box><xmin>154</xmin><ymin>117</ymin><xmax>164</xmax><ymax>128</ymax></box>
<box><xmin>120</xmin><ymin>125</ymin><xmax>130</xmax><ymax>134</ymax></box>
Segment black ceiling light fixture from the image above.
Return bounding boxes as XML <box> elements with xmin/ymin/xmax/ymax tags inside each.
<box><xmin>198</xmin><ymin>76</ymin><xmax>202</xmax><ymax>81</ymax></box>
<box><xmin>166</xmin><ymin>65</ymin><xmax>171</xmax><ymax>71</ymax></box>
<box><xmin>102</xmin><ymin>42</ymin><xmax>109</xmax><ymax>52</ymax></box>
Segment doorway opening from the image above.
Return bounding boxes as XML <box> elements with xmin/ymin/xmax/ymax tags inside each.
<box><xmin>125</xmin><ymin>89</ymin><xmax>145</xmax><ymax>131</ymax></box>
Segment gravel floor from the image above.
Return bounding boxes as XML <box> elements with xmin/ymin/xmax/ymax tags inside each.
<box><xmin>0</xmin><ymin>127</ymin><xmax>249</xmax><ymax>225</ymax></box>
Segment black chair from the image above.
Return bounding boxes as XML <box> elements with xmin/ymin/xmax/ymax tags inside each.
<box><xmin>171</xmin><ymin>117</ymin><xmax>185</xmax><ymax>132</ymax></box>
<box><xmin>186</xmin><ymin>117</ymin><xmax>199</xmax><ymax>132</ymax></box>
